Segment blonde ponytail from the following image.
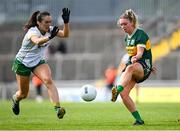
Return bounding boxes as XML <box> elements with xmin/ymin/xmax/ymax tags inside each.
<box><xmin>120</xmin><ymin>9</ymin><xmax>139</xmax><ymax>28</ymax></box>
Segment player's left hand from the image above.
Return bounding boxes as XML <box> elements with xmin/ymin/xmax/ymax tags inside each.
<box><xmin>131</xmin><ymin>56</ymin><xmax>138</xmax><ymax>63</ymax></box>
<box><xmin>62</xmin><ymin>8</ymin><xmax>70</xmax><ymax>24</ymax></box>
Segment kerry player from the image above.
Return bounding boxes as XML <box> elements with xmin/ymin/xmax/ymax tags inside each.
<box><xmin>111</xmin><ymin>9</ymin><xmax>152</xmax><ymax>125</ymax></box>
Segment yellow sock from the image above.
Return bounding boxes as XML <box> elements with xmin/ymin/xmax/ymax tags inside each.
<box><xmin>53</xmin><ymin>103</ymin><xmax>60</xmax><ymax>108</ymax></box>
<box><xmin>54</xmin><ymin>103</ymin><xmax>60</xmax><ymax>112</ymax></box>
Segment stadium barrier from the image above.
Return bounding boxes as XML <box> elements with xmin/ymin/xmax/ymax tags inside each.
<box><xmin>1</xmin><ymin>80</ymin><xmax>180</xmax><ymax>103</ymax></box>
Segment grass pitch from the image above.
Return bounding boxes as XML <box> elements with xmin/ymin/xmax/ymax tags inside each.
<box><xmin>1</xmin><ymin>100</ymin><xmax>180</xmax><ymax>130</ymax></box>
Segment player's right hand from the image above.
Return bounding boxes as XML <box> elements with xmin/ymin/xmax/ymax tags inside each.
<box><xmin>49</xmin><ymin>26</ymin><xmax>59</xmax><ymax>39</ymax></box>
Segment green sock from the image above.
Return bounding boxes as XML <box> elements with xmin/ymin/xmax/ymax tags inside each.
<box><xmin>117</xmin><ymin>85</ymin><xmax>124</xmax><ymax>93</ymax></box>
<box><xmin>132</xmin><ymin>111</ymin><xmax>142</xmax><ymax>121</ymax></box>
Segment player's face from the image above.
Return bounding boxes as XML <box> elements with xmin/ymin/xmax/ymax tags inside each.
<box><xmin>118</xmin><ymin>18</ymin><xmax>134</xmax><ymax>35</ymax></box>
<box><xmin>38</xmin><ymin>15</ymin><xmax>52</xmax><ymax>33</ymax></box>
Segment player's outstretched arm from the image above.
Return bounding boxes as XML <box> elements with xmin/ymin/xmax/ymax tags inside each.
<box><xmin>30</xmin><ymin>26</ymin><xmax>59</xmax><ymax>45</ymax></box>
<box><xmin>57</xmin><ymin>7</ymin><xmax>70</xmax><ymax>38</ymax></box>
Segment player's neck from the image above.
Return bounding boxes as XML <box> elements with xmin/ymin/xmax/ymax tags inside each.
<box><xmin>128</xmin><ymin>28</ymin><xmax>137</xmax><ymax>38</ymax></box>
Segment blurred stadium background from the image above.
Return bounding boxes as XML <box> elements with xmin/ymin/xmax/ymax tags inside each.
<box><xmin>0</xmin><ymin>0</ymin><xmax>180</xmax><ymax>102</ymax></box>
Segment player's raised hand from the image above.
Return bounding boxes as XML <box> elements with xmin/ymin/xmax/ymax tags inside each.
<box><xmin>62</xmin><ymin>8</ymin><xmax>70</xmax><ymax>24</ymax></box>
<box><xmin>49</xmin><ymin>26</ymin><xmax>59</xmax><ymax>39</ymax></box>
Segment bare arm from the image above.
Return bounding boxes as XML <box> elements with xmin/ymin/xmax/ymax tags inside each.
<box><xmin>131</xmin><ymin>46</ymin><xmax>144</xmax><ymax>63</ymax></box>
<box><xmin>30</xmin><ymin>26</ymin><xmax>60</xmax><ymax>45</ymax></box>
<box><xmin>30</xmin><ymin>35</ymin><xmax>49</xmax><ymax>45</ymax></box>
<box><xmin>56</xmin><ymin>23</ymin><xmax>69</xmax><ymax>38</ymax></box>
<box><xmin>136</xmin><ymin>46</ymin><xmax>144</xmax><ymax>59</ymax></box>
<box><xmin>57</xmin><ymin>8</ymin><xmax>70</xmax><ymax>38</ymax></box>
<box><xmin>30</xmin><ymin>24</ymin><xmax>69</xmax><ymax>45</ymax></box>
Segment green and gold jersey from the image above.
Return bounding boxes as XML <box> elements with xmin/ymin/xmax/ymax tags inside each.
<box><xmin>125</xmin><ymin>28</ymin><xmax>152</xmax><ymax>68</ymax></box>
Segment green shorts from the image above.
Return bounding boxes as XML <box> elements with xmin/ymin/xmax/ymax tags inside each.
<box><xmin>12</xmin><ymin>59</ymin><xmax>46</xmax><ymax>76</ymax></box>
<box><xmin>124</xmin><ymin>60</ymin><xmax>152</xmax><ymax>83</ymax></box>
<box><xmin>136</xmin><ymin>60</ymin><xmax>152</xmax><ymax>83</ymax></box>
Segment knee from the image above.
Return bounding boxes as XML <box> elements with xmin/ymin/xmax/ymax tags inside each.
<box><xmin>42</xmin><ymin>77</ymin><xmax>53</xmax><ymax>85</ymax></box>
<box><xmin>125</xmin><ymin>65</ymin><xmax>134</xmax><ymax>73</ymax></box>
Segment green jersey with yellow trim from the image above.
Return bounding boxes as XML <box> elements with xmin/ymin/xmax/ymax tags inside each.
<box><xmin>125</xmin><ymin>28</ymin><xmax>152</xmax><ymax>68</ymax></box>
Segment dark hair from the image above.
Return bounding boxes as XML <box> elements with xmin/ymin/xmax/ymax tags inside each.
<box><xmin>24</xmin><ymin>11</ymin><xmax>50</xmax><ymax>30</ymax></box>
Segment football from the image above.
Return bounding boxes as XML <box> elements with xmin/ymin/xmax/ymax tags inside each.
<box><xmin>80</xmin><ymin>84</ymin><xmax>97</xmax><ymax>102</ymax></box>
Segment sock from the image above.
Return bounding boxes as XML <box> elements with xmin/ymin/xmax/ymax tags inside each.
<box><xmin>117</xmin><ymin>85</ymin><xmax>124</xmax><ymax>93</ymax></box>
<box><xmin>132</xmin><ymin>111</ymin><xmax>143</xmax><ymax>121</ymax></box>
<box><xmin>54</xmin><ymin>103</ymin><xmax>60</xmax><ymax>112</ymax></box>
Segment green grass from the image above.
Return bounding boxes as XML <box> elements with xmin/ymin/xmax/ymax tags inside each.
<box><xmin>1</xmin><ymin>100</ymin><xmax>180</xmax><ymax>130</ymax></box>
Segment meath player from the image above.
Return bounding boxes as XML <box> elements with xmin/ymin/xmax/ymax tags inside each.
<box><xmin>11</xmin><ymin>8</ymin><xmax>70</xmax><ymax>119</ymax></box>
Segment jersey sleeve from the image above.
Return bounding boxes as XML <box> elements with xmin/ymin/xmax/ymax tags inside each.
<box><xmin>136</xmin><ymin>30</ymin><xmax>149</xmax><ymax>48</ymax></box>
<box><xmin>26</xmin><ymin>28</ymin><xmax>40</xmax><ymax>40</ymax></box>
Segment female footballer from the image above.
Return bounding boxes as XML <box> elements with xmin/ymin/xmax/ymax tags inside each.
<box><xmin>111</xmin><ymin>9</ymin><xmax>152</xmax><ymax>125</ymax></box>
<box><xmin>12</xmin><ymin>8</ymin><xmax>70</xmax><ymax>119</ymax></box>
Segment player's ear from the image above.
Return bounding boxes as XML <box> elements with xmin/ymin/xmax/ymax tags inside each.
<box><xmin>37</xmin><ymin>21</ymin><xmax>41</xmax><ymax>26</ymax></box>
